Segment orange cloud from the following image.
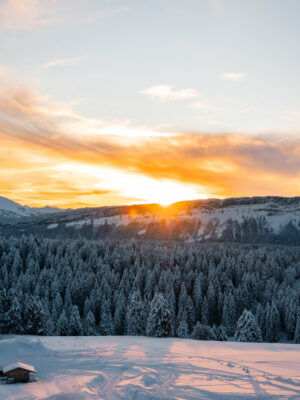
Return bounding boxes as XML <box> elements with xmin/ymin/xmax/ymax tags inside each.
<box><xmin>1</xmin><ymin>83</ymin><xmax>300</xmax><ymax>208</ymax></box>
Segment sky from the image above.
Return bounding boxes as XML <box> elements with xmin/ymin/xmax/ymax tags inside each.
<box><xmin>0</xmin><ymin>0</ymin><xmax>300</xmax><ymax>208</ymax></box>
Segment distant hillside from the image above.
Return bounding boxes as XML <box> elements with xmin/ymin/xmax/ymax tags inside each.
<box><xmin>0</xmin><ymin>196</ymin><xmax>63</xmax><ymax>222</ymax></box>
<box><xmin>1</xmin><ymin>196</ymin><xmax>300</xmax><ymax>244</ymax></box>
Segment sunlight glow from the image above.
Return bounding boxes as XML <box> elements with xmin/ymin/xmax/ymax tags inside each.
<box><xmin>56</xmin><ymin>163</ymin><xmax>207</xmax><ymax>205</ymax></box>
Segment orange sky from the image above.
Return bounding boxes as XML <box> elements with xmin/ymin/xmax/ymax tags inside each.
<box><xmin>1</xmin><ymin>84</ymin><xmax>300</xmax><ymax>208</ymax></box>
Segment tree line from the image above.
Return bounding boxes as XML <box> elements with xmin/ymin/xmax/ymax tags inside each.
<box><xmin>0</xmin><ymin>236</ymin><xmax>299</xmax><ymax>343</ymax></box>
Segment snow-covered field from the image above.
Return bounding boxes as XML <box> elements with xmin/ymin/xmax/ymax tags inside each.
<box><xmin>0</xmin><ymin>336</ymin><xmax>299</xmax><ymax>400</ymax></box>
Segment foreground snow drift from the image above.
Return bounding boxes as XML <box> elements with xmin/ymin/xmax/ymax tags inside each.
<box><xmin>0</xmin><ymin>336</ymin><xmax>299</xmax><ymax>399</ymax></box>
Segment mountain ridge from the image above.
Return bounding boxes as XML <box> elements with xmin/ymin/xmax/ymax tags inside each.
<box><xmin>0</xmin><ymin>195</ymin><xmax>63</xmax><ymax>220</ymax></box>
<box><xmin>1</xmin><ymin>195</ymin><xmax>300</xmax><ymax>244</ymax></box>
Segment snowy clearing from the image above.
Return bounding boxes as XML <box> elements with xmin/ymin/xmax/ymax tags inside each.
<box><xmin>0</xmin><ymin>336</ymin><xmax>299</xmax><ymax>399</ymax></box>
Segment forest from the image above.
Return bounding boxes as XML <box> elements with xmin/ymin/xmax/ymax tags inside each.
<box><xmin>0</xmin><ymin>235</ymin><xmax>299</xmax><ymax>343</ymax></box>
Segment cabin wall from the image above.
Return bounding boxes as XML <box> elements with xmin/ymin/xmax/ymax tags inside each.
<box><xmin>6</xmin><ymin>368</ymin><xmax>30</xmax><ymax>382</ymax></box>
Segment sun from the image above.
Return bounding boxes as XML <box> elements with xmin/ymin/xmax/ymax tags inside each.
<box><xmin>143</xmin><ymin>180</ymin><xmax>205</xmax><ymax>206</ymax></box>
<box><xmin>56</xmin><ymin>163</ymin><xmax>208</xmax><ymax>206</ymax></box>
<box><xmin>159</xmin><ymin>199</ymin><xmax>174</xmax><ymax>206</ymax></box>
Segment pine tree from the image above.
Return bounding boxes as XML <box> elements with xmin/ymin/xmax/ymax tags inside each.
<box><xmin>265</xmin><ymin>302</ymin><xmax>280</xmax><ymax>343</ymax></box>
<box><xmin>126</xmin><ymin>290</ymin><xmax>146</xmax><ymax>336</ymax></box>
<box><xmin>69</xmin><ymin>305</ymin><xmax>83</xmax><ymax>335</ymax></box>
<box><xmin>57</xmin><ymin>309</ymin><xmax>69</xmax><ymax>336</ymax></box>
<box><xmin>146</xmin><ymin>293</ymin><xmax>173</xmax><ymax>337</ymax></box>
<box><xmin>113</xmin><ymin>291</ymin><xmax>127</xmax><ymax>335</ymax></box>
<box><xmin>285</xmin><ymin>298</ymin><xmax>297</xmax><ymax>340</ymax></box>
<box><xmin>177</xmin><ymin>310</ymin><xmax>189</xmax><ymax>338</ymax></box>
<box><xmin>99</xmin><ymin>300</ymin><xmax>113</xmax><ymax>335</ymax></box>
<box><xmin>294</xmin><ymin>314</ymin><xmax>300</xmax><ymax>344</ymax></box>
<box><xmin>235</xmin><ymin>309</ymin><xmax>262</xmax><ymax>342</ymax></box>
<box><xmin>207</xmin><ymin>280</ymin><xmax>216</xmax><ymax>324</ymax></box>
<box><xmin>64</xmin><ymin>287</ymin><xmax>73</xmax><ymax>318</ymax></box>
<box><xmin>52</xmin><ymin>292</ymin><xmax>63</xmax><ymax>323</ymax></box>
<box><xmin>192</xmin><ymin>275</ymin><xmax>202</xmax><ymax>321</ymax></box>
<box><xmin>222</xmin><ymin>293</ymin><xmax>236</xmax><ymax>336</ymax></box>
<box><xmin>45</xmin><ymin>313</ymin><xmax>55</xmax><ymax>335</ymax></box>
<box><xmin>201</xmin><ymin>296</ymin><xmax>209</xmax><ymax>325</ymax></box>
<box><xmin>256</xmin><ymin>303</ymin><xmax>266</xmax><ymax>339</ymax></box>
<box><xmin>84</xmin><ymin>310</ymin><xmax>96</xmax><ymax>335</ymax></box>
<box><xmin>217</xmin><ymin>325</ymin><xmax>228</xmax><ymax>341</ymax></box>
<box><xmin>31</xmin><ymin>298</ymin><xmax>47</xmax><ymax>335</ymax></box>
<box><xmin>191</xmin><ymin>322</ymin><xmax>216</xmax><ymax>340</ymax></box>
<box><xmin>4</xmin><ymin>296</ymin><xmax>23</xmax><ymax>334</ymax></box>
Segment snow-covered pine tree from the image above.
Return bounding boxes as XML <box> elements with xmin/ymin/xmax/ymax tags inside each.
<box><xmin>69</xmin><ymin>305</ymin><xmax>83</xmax><ymax>335</ymax></box>
<box><xmin>265</xmin><ymin>302</ymin><xmax>280</xmax><ymax>342</ymax></box>
<box><xmin>201</xmin><ymin>296</ymin><xmax>209</xmax><ymax>325</ymax></box>
<box><xmin>84</xmin><ymin>310</ymin><xmax>96</xmax><ymax>335</ymax></box>
<box><xmin>177</xmin><ymin>310</ymin><xmax>189</xmax><ymax>338</ymax></box>
<box><xmin>222</xmin><ymin>293</ymin><xmax>236</xmax><ymax>336</ymax></box>
<box><xmin>256</xmin><ymin>303</ymin><xmax>266</xmax><ymax>340</ymax></box>
<box><xmin>235</xmin><ymin>309</ymin><xmax>262</xmax><ymax>342</ymax></box>
<box><xmin>294</xmin><ymin>314</ymin><xmax>300</xmax><ymax>344</ymax></box>
<box><xmin>191</xmin><ymin>322</ymin><xmax>216</xmax><ymax>340</ymax></box>
<box><xmin>126</xmin><ymin>290</ymin><xmax>146</xmax><ymax>335</ymax></box>
<box><xmin>56</xmin><ymin>309</ymin><xmax>69</xmax><ymax>336</ymax></box>
<box><xmin>113</xmin><ymin>290</ymin><xmax>127</xmax><ymax>335</ymax></box>
<box><xmin>217</xmin><ymin>325</ymin><xmax>228</xmax><ymax>341</ymax></box>
<box><xmin>99</xmin><ymin>299</ymin><xmax>113</xmax><ymax>335</ymax></box>
<box><xmin>4</xmin><ymin>295</ymin><xmax>23</xmax><ymax>334</ymax></box>
<box><xmin>146</xmin><ymin>293</ymin><xmax>173</xmax><ymax>337</ymax></box>
<box><xmin>192</xmin><ymin>275</ymin><xmax>203</xmax><ymax>321</ymax></box>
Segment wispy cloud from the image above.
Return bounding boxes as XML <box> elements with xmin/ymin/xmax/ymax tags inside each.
<box><xmin>208</xmin><ymin>0</ymin><xmax>223</xmax><ymax>13</ymax></box>
<box><xmin>189</xmin><ymin>101</ymin><xmax>209</xmax><ymax>110</ymax></box>
<box><xmin>0</xmin><ymin>0</ymin><xmax>59</xmax><ymax>30</ymax></box>
<box><xmin>222</xmin><ymin>73</ymin><xmax>245</xmax><ymax>81</ymax></box>
<box><xmin>0</xmin><ymin>65</ymin><xmax>6</xmax><ymax>75</ymax></box>
<box><xmin>140</xmin><ymin>85</ymin><xmax>199</xmax><ymax>101</ymax></box>
<box><xmin>285</xmin><ymin>110</ymin><xmax>300</xmax><ymax>119</ymax></box>
<box><xmin>0</xmin><ymin>0</ymin><xmax>128</xmax><ymax>30</ymax></box>
<box><xmin>42</xmin><ymin>56</ymin><xmax>86</xmax><ymax>69</ymax></box>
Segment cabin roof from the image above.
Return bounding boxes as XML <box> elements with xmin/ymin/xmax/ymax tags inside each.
<box><xmin>3</xmin><ymin>362</ymin><xmax>36</xmax><ymax>374</ymax></box>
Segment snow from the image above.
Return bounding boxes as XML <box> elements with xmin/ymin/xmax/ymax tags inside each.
<box><xmin>43</xmin><ymin>199</ymin><xmax>300</xmax><ymax>238</ymax></box>
<box><xmin>65</xmin><ymin>220</ymin><xmax>86</xmax><ymax>228</ymax></box>
<box><xmin>3</xmin><ymin>362</ymin><xmax>36</xmax><ymax>374</ymax></box>
<box><xmin>0</xmin><ymin>196</ymin><xmax>61</xmax><ymax>218</ymax></box>
<box><xmin>0</xmin><ymin>197</ymin><xmax>30</xmax><ymax>217</ymax></box>
<box><xmin>0</xmin><ymin>336</ymin><xmax>299</xmax><ymax>399</ymax></box>
<box><xmin>47</xmin><ymin>224</ymin><xmax>58</xmax><ymax>229</ymax></box>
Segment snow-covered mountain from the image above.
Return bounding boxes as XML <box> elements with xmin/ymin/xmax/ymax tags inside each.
<box><xmin>0</xmin><ymin>196</ymin><xmax>61</xmax><ymax>220</ymax></box>
<box><xmin>1</xmin><ymin>196</ymin><xmax>300</xmax><ymax>244</ymax></box>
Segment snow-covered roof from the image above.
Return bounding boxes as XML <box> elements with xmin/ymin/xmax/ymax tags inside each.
<box><xmin>3</xmin><ymin>362</ymin><xmax>36</xmax><ymax>374</ymax></box>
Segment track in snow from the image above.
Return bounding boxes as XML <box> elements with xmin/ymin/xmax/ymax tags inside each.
<box><xmin>0</xmin><ymin>335</ymin><xmax>299</xmax><ymax>399</ymax></box>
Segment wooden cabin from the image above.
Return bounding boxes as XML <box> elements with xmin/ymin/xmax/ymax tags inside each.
<box><xmin>2</xmin><ymin>362</ymin><xmax>36</xmax><ymax>383</ymax></box>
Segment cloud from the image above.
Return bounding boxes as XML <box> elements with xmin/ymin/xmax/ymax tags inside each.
<box><xmin>189</xmin><ymin>101</ymin><xmax>209</xmax><ymax>110</ymax></box>
<box><xmin>1</xmin><ymin>83</ymin><xmax>300</xmax><ymax>207</ymax></box>
<box><xmin>42</xmin><ymin>57</ymin><xmax>86</xmax><ymax>69</ymax></box>
<box><xmin>140</xmin><ymin>85</ymin><xmax>199</xmax><ymax>101</ymax></box>
<box><xmin>0</xmin><ymin>0</ymin><xmax>59</xmax><ymax>30</ymax></box>
<box><xmin>0</xmin><ymin>0</ymin><xmax>128</xmax><ymax>30</ymax></box>
<box><xmin>0</xmin><ymin>65</ymin><xmax>7</xmax><ymax>75</ymax></box>
<box><xmin>222</xmin><ymin>73</ymin><xmax>245</xmax><ymax>81</ymax></box>
<box><xmin>208</xmin><ymin>0</ymin><xmax>223</xmax><ymax>13</ymax></box>
<box><xmin>285</xmin><ymin>110</ymin><xmax>300</xmax><ymax>119</ymax></box>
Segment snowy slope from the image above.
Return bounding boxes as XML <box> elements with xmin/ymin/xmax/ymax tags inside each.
<box><xmin>0</xmin><ymin>335</ymin><xmax>299</xmax><ymax>399</ymax></box>
<box><xmin>1</xmin><ymin>196</ymin><xmax>300</xmax><ymax>244</ymax></box>
<box><xmin>0</xmin><ymin>196</ymin><xmax>61</xmax><ymax>219</ymax></box>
